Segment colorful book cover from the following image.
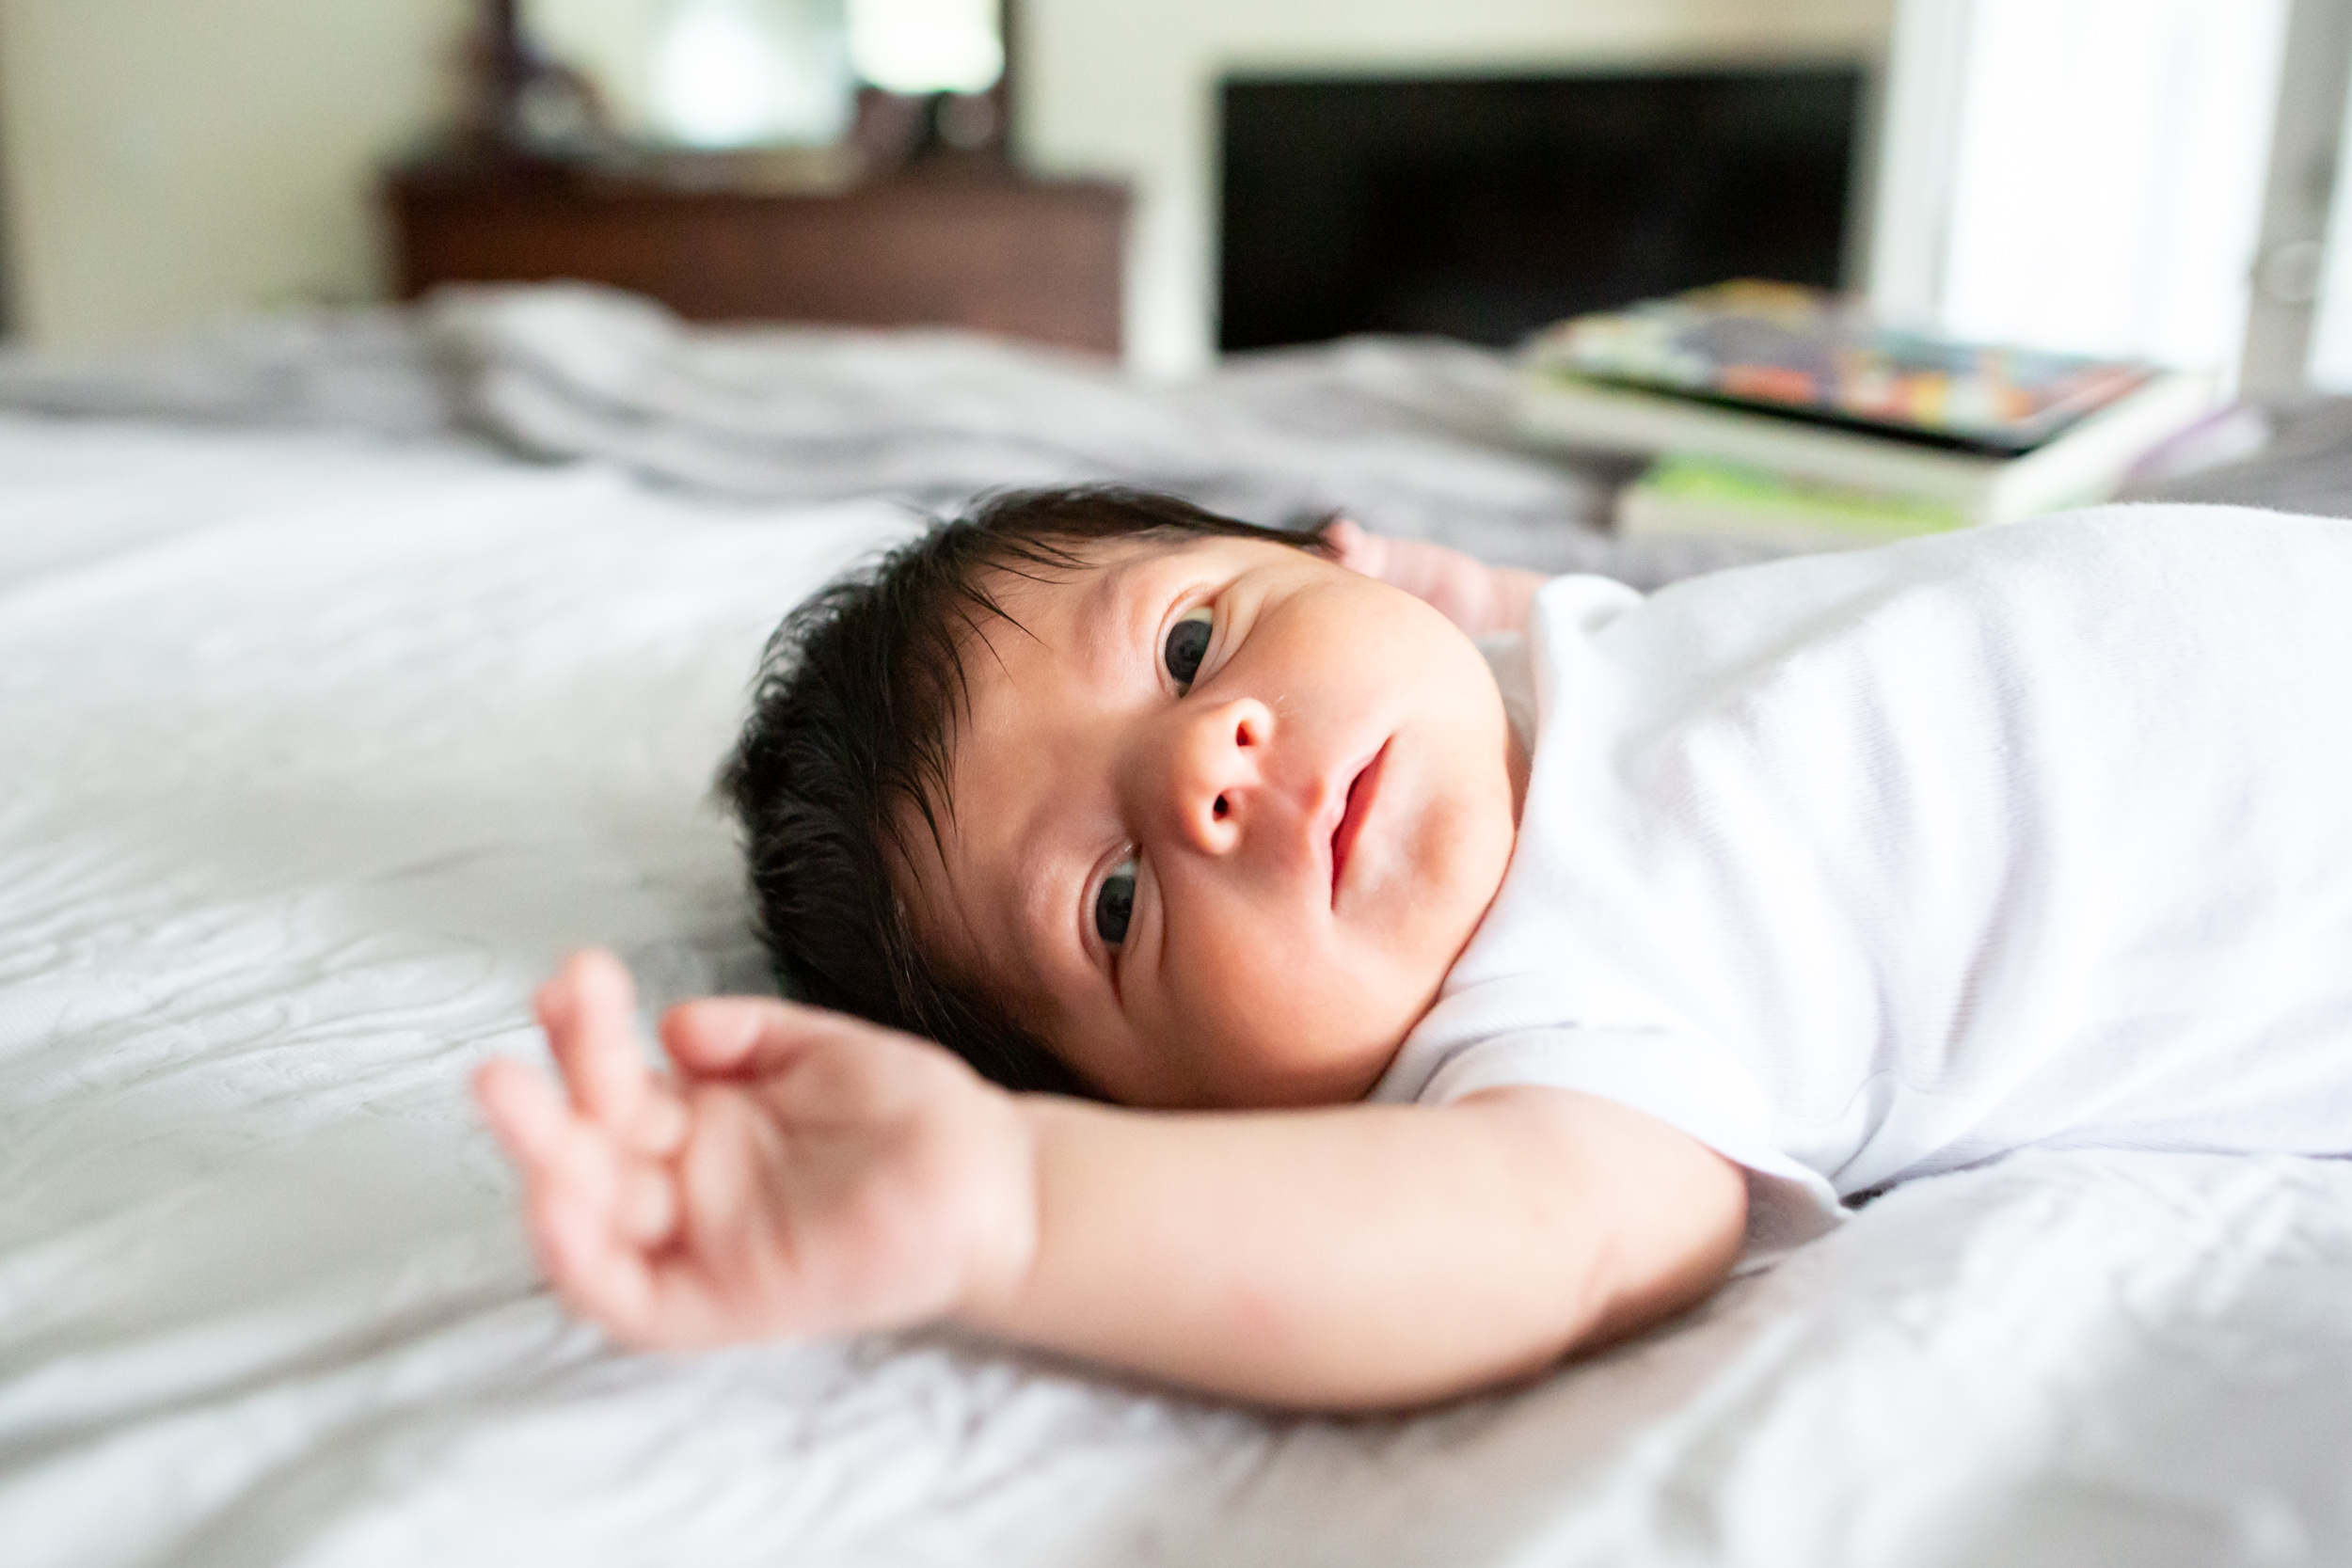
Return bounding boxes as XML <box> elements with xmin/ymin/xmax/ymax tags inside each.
<box><xmin>1528</xmin><ymin>281</ymin><xmax>2154</xmax><ymax>456</ymax></box>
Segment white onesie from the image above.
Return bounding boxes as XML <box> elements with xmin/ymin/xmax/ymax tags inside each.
<box><xmin>1371</xmin><ymin>504</ymin><xmax>2352</xmax><ymax>1255</ymax></box>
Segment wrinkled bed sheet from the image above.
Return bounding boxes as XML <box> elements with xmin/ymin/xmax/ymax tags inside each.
<box><xmin>0</xmin><ymin>286</ymin><xmax>1783</xmax><ymax>585</ymax></box>
<box><xmin>5</xmin><ymin>413</ymin><xmax>2352</xmax><ymax>1568</ymax></box>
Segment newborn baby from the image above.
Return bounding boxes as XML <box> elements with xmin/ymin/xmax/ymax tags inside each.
<box><xmin>476</xmin><ymin>487</ymin><xmax>2352</xmax><ymax>1410</ymax></box>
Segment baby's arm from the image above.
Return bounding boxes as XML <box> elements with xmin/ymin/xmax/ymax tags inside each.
<box><xmin>1324</xmin><ymin>517</ymin><xmax>1549</xmax><ymax>639</ymax></box>
<box><xmin>477</xmin><ymin>952</ymin><xmax>1745</xmax><ymax>1411</ymax></box>
<box><xmin>981</xmin><ymin>1083</ymin><xmax>1742</xmax><ymax>1407</ymax></box>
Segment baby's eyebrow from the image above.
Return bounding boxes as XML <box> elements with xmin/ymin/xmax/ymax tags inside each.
<box><xmin>985</xmin><ymin>816</ymin><xmax>1106</xmax><ymax>1045</ymax></box>
<box><xmin>990</xmin><ymin>723</ymin><xmax>1101</xmax><ymax>1007</ymax></box>
<box><xmin>1073</xmin><ymin>558</ymin><xmax>1146</xmax><ymax>685</ymax></box>
<box><xmin>1014</xmin><ymin>835</ymin><xmax>1076</xmax><ymax>977</ymax></box>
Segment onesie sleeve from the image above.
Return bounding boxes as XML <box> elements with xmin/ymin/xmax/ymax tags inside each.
<box><xmin>1373</xmin><ymin>1022</ymin><xmax>1849</xmax><ymax>1265</ymax></box>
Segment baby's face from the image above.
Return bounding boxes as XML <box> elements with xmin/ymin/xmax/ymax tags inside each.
<box><xmin>899</xmin><ymin>535</ymin><xmax>1524</xmax><ymax>1109</ymax></box>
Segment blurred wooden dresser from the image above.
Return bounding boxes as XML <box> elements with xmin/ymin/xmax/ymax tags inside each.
<box><xmin>384</xmin><ymin>156</ymin><xmax>1129</xmax><ymax>356</ymax></box>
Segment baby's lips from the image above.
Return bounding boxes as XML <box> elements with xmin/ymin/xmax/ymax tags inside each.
<box><xmin>1327</xmin><ymin>741</ymin><xmax>1391</xmax><ymax>907</ymax></box>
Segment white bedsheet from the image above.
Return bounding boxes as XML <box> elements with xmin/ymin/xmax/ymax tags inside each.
<box><xmin>4</xmin><ymin>413</ymin><xmax>2350</xmax><ymax>1568</ymax></box>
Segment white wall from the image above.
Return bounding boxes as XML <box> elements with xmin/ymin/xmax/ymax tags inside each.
<box><xmin>2274</xmin><ymin>0</ymin><xmax>2352</xmax><ymax>393</ymax></box>
<box><xmin>0</xmin><ymin>0</ymin><xmax>471</xmax><ymax>351</ymax></box>
<box><xmin>1017</xmin><ymin>0</ymin><xmax>1895</xmax><ymax>375</ymax></box>
<box><xmin>1873</xmin><ymin>0</ymin><xmax>2296</xmax><ymax>388</ymax></box>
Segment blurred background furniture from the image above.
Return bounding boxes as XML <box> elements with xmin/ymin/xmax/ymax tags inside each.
<box><xmin>381</xmin><ymin>0</ymin><xmax>1124</xmax><ymax>356</ymax></box>
<box><xmin>385</xmin><ymin>154</ymin><xmax>1127</xmax><ymax>355</ymax></box>
<box><xmin>1217</xmin><ymin>66</ymin><xmax>1861</xmax><ymax>352</ymax></box>
<box><xmin>8</xmin><ymin>0</ymin><xmax>2352</xmax><ymax>395</ymax></box>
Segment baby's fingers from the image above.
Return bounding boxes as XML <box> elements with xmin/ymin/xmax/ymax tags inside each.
<box><xmin>474</xmin><ymin>1057</ymin><xmax>571</xmax><ymax>1170</ymax></box>
<box><xmin>537</xmin><ymin>950</ymin><xmax>645</xmax><ymax>1118</ymax></box>
<box><xmin>531</xmin><ymin>1178</ymin><xmax>746</xmax><ymax>1352</ymax></box>
<box><xmin>477</xmin><ymin>1058</ymin><xmax>679</xmax><ymax>1247</ymax></box>
<box><xmin>532</xmin><ymin>1173</ymin><xmax>663</xmax><ymax>1337</ymax></box>
<box><xmin>539</xmin><ymin>950</ymin><xmax>688</xmax><ymax>1156</ymax></box>
<box><xmin>660</xmin><ymin>995</ymin><xmax>830</xmax><ymax>1078</ymax></box>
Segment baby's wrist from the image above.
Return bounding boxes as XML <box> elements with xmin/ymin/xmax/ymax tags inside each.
<box><xmin>947</xmin><ymin>1088</ymin><xmax>1050</xmax><ymax>1332</ymax></box>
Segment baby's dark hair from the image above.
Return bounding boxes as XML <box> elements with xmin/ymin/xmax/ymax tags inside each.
<box><xmin>719</xmin><ymin>485</ymin><xmax>1334</xmax><ymax>1095</ymax></box>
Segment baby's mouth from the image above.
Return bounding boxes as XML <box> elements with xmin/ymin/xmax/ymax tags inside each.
<box><xmin>1329</xmin><ymin>742</ymin><xmax>1388</xmax><ymax>905</ymax></box>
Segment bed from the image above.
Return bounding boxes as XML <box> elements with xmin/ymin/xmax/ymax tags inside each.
<box><xmin>4</xmin><ymin>289</ymin><xmax>2350</xmax><ymax>1567</ymax></box>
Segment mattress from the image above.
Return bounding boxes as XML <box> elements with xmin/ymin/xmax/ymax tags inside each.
<box><xmin>4</xmin><ymin>409</ymin><xmax>2351</xmax><ymax>1568</ymax></box>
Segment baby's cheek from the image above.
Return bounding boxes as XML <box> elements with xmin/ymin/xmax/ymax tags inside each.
<box><xmin>1172</xmin><ymin>937</ymin><xmax>1401</xmax><ymax>1108</ymax></box>
<box><xmin>1405</xmin><ymin>753</ymin><xmax>1518</xmax><ymax>916</ymax></box>
<box><xmin>1146</xmin><ymin>930</ymin><xmax>1284</xmax><ymax>1100</ymax></box>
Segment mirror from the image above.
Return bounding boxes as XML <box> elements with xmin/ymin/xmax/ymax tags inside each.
<box><xmin>515</xmin><ymin>0</ymin><xmax>1004</xmax><ymax>152</ymax></box>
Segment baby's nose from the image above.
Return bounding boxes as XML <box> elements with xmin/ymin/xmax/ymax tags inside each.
<box><xmin>1164</xmin><ymin>697</ymin><xmax>1273</xmax><ymax>855</ymax></box>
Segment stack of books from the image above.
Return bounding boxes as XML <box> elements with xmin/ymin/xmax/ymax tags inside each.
<box><xmin>1517</xmin><ymin>281</ymin><xmax>2224</xmax><ymax>552</ymax></box>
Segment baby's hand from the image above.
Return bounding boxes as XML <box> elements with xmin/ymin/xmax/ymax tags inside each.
<box><xmin>1323</xmin><ymin>517</ymin><xmax>1540</xmax><ymax>638</ymax></box>
<box><xmin>473</xmin><ymin>951</ymin><xmax>1039</xmax><ymax>1350</ymax></box>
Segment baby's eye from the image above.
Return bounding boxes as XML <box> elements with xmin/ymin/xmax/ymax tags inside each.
<box><xmin>1094</xmin><ymin>853</ymin><xmax>1137</xmax><ymax>946</ymax></box>
<box><xmin>1163</xmin><ymin>607</ymin><xmax>1214</xmax><ymax>693</ymax></box>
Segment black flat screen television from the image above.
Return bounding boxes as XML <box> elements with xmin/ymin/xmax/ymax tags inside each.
<box><xmin>1217</xmin><ymin>67</ymin><xmax>1863</xmax><ymax>352</ymax></box>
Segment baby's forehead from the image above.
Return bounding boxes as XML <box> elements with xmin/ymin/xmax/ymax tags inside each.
<box><xmin>892</xmin><ymin>764</ymin><xmax>1063</xmax><ymax>1052</ymax></box>
<box><xmin>925</xmin><ymin>546</ymin><xmax>1146</xmax><ymax>815</ymax></box>
<box><xmin>958</xmin><ymin>535</ymin><xmax>1198</xmax><ymax>689</ymax></box>
<box><xmin>891</xmin><ymin>569</ymin><xmax>1101</xmax><ymax>992</ymax></box>
<box><xmin>970</xmin><ymin>531</ymin><xmax>1190</xmax><ymax>618</ymax></box>
<box><xmin>900</xmin><ymin>538</ymin><xmax>1212</xmax><ymax>1007</ymax></box>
